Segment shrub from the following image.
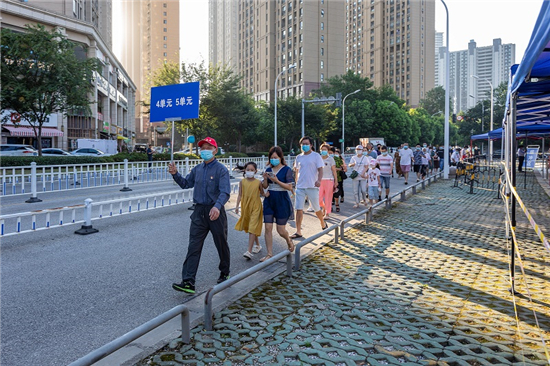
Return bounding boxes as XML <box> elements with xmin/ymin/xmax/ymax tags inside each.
<box><xmin>245</xmin><ymin>152</ymin><xmax>269</xmax><ymax>157</ymax></box>
<box><xmin>219</xmin><ymin>152</ymin><xmax>248</xmax><ymax>158</ymax></box>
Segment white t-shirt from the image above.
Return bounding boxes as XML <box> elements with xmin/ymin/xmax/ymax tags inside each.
<box><xmin>399</xmin><ymin>148</ymin><xmax>414</xmax><ymax>165</ymax></box>
<box><xmin>350</xmin><ymin>154</ymin><xmax>371</xmax><ymax>180</ymax></box>
<box><xmin>294</xmin><ymin>151</ymin><xmax>324</xmax><ymax>188</ymax></box>
<box><xmin>366</xmin><ymin>167</ymin><xmax>381</xmax><ymax>186</ymax></box>
<box><xmin>321</xmin><ymin>156</ymin><xmax>336</xmax><ymax>179</ymax></box>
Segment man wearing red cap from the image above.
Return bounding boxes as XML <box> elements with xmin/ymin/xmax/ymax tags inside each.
<box><xmin>168</xmin><ymin>137</ymin><xmax>231</xmax><ymax>294</ymax></box>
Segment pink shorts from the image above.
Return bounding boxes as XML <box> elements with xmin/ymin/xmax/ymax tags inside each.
<box><xmin>400</xmin><ymin>165</ymin><xmax>411</xmax><ymax>172</ymax></box>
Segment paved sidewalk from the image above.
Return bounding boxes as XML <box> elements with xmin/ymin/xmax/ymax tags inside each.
<box><xmin>140</xmin><ymin>173</ymin><xmax>550</xmax><ymax>366</ymax></box>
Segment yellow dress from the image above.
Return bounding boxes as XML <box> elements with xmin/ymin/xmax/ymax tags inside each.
<box><xmin>235</xmin><ymin>178</ymin><xmax>263</xmax><ymax>236</ymax></box>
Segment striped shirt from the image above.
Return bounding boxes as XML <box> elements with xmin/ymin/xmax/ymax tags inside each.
<box><xmin>376</xmin><ymin>155</ymin><xmax>393</xmax><ymax>176</ymax></box>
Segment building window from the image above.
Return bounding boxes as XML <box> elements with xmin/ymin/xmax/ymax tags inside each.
<box><xmin>321</xmin><ymin>22</ymin><xmax>324</xmax><ymax>30</ymax></box>
<box><xmin>321</xmin><ymin>35</ymin><xmax>324</xmax><ymax>42</ymax></box>
<box><xmin>321</xmin><ymin>60</ymin><xmax>324</xmax><ymax>68</ymax></box>
<box><xmin>164</xmin><ymin>20</ymin><xmax>167</xmax><ymax>24</ymax></box>
<box><xmin>164</xmin><ymin>28</ymin><xmax>167</xmax><ymax>32</ymax></box>
<box><xmin>321</xmin><ymin>9</ymin><xmax>324</xmax><ymax>17</ymax></box>
<box><xmin>164</xmin><ymin>36</ymin><xmax>167</xmax><ymax>41</ymax></box>
<box><xmin>321</xmin><ymin>73</ymin><xmax>324</xmax><ymax>81</ymax></box>
<box><xmin>164</xmin><ymin>44</ymin><xmax>167</xmax><ymax>48</ymax></box>
<box><xmin>163</xmin><ymin>3</ymin><xmax>167</xmax><ymax>7</ymax></box>
<box><xmin>164</xmin><ymin>52</ymin><xmax>167</xmax><ymax>57</ymax></box>
<box><xmin>164</xmin><ymin>12</ymin><xmax>167</xmax><ymax>16</ymax></box>
<box><xmin>321</xmin><ymin>48</ymin><xmax>324</xmax><ymax>56</ymax></box>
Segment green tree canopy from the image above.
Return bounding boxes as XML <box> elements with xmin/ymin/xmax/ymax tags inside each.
<box><xmin>1</xmin><ymin>24</ymin><xmax>100</xmax><ymax>154</ymax></box>
<box><xmin>419</xmin><ymin>86</ymin><xmax>453</xmax><ymax>116</ymax></box>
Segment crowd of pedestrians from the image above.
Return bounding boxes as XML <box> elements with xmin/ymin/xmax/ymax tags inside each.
<box><xmin>168</xmin><ymin>136</ymin><xmax>480</xmax><ymax>294</ymax></box>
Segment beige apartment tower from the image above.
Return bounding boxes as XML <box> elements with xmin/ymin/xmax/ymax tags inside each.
<box><xmin>211</xmin><ymin>0</ymin><xmax>346</xmax><ymax>102</ymax></box>
<box><xmin>118</xmin><ymin>0</ymin><xmax>180</xmax><ymax>144</ymax></box>
<box><xmin>347</xmin><ymin>0</ymin><xmax>435</xmax><ymax>106</ymax></box>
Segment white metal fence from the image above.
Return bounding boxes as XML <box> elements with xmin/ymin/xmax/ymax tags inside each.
<box><xmin>0</xmin><ymin>182</ymin><xmax>240</xmax><ymax>237</ymax></box>
<box><xmin>1</xmin><ymin>156</ymin><xmax>295</xmax><ymax>198</ymax></box>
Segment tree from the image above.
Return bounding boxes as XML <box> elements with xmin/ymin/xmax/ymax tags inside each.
<box><xmin>419</xmin><ymin>86</ymin><xmax>453</xmax><ymax>116</ymax></box>
<box><xmin>1</xmin><ymin>24</ymin><xmax>100</xmax><ymax>155</ymax></box>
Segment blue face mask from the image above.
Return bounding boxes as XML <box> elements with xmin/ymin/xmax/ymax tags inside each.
<box><xmin>363</xmin><ymin>151</ymin><xmax>368</xmax><ymax>156</ymax></box>
<box><xmin>270</xmin><ymin>158</ymin><xmax>280</xmax><ymax>166</ymax></box>
<box><xmin>321</xmin><ymin>150</ymin><xmax>328</xmax><ymax>156</ymax></box>
<box><xmin>301</xmin><ymin>145</ymin><xmax>310</xmax><ymax>153</ymax></box>
<box><xmin>404</xmin><ymin>146</ymin><xmax>408</xmax><ymax>149</ymax></box>
<box><xmin>200</xmin><ymin>150</ymin><xmax>214</xmax><ymax>161</ymax></box>
<box><xmin>382</xmin><ymin>152</ymin><xmax>388</xmax><ymax>156</ymax></box>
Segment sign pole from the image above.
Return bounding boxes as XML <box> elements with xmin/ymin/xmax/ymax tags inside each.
<box><xmin>165</xmin><ymin>117</ymin><xmax>180</xmax><ymax>162</ymax></box>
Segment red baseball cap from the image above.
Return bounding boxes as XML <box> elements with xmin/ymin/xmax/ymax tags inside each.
<box><xmin>197</xmin><ymin>137</ymin><xmax>218</xmax><ymax>149</ymax></box>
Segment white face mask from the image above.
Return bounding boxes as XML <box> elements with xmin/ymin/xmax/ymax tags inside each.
<box><xmin>245</xmin><ymin>171</ymin><xmax>255</xmax><ymax>178</ymax></box>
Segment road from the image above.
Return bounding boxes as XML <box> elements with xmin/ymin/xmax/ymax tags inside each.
<box><xmin>0</xmin><ymin>168</ymin><xmax>428</xmax><ymax>366</ymax></box>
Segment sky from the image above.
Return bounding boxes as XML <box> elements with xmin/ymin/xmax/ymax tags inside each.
<box><xmin>178</xmin><ymin>0</ymin><xmax>544</xmax><ymax>66</ymax></box>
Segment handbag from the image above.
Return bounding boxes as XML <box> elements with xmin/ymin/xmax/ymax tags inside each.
<box><xmin>340</xmin><ymin>170</ymin><xmax>348</xmax><ymax>180</ymax></box>
<box><xmin>349</xmin><ymin>170</ymin><xmax>359</xmax><ymax>179</ymax></box>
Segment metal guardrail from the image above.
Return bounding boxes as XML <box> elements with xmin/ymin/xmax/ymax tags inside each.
<box><xmin>204</xmin><ymin>249</ymin><xmax>293</xmax><ymax>331</ymax></box>
<box><xmin>1</xmin><ymin>156</ymin><xmax>296</xmax><ymax>199</ymax></box>
<box><xmin>68</xmin><ymin>305</ymin><xmax>190</xmax><ymax>366</ymax></box>
<box><xmin>0</xmin><ymin>182</ymin><xmax>240</xmax><ymax>236</ymax></box>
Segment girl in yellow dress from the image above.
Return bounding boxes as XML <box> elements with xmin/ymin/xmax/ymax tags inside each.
<box><xmin>235</xmin><ymin>162</ymin><xmax>266</xmax><ymax>260</ymax></box>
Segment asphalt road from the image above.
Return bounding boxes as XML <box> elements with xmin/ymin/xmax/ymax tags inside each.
<box><xmin>0</xmin><ymin>169</ymin><xmax>430</xmax><ymax>366</ymax></box>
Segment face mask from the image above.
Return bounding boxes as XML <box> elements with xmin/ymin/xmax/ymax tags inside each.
<box><xmin>245</xmin><ymin>171</ymin><xmax>255</xmax><ymax>178</ymax></box>
<box><xmin>357</xmin><ymin>151</ymin><xmax>363</xmax><ymax>155</ymax></box>
<box><xmin>321</xmin><ymin>151</ymin><xmax>328</xmax><ymax>156</ymax></box>
<box><xmin>363</xmin><ymin>151</ymin><xmax>369</xmax><ymax>156</ymax></box>
<box><xmin>423</xmin><ymin>145</ymin><xmax>427</xmax><ymax>148</ymax></box>
<box><xmin>270</xmin><ymin>158</ymin><xmax>280</xmax><ymax>166</ymax></box>
<box><xmin>329</xmin><ymin>153</ymin><xmax>334</xmax><ymax>157</ymax></box>
<box><xmin>404</xmin><ymin>146</ymin><xmax>408</xmax><ymax>149</ymax></box>
<box><xmin>382</xmin><ymin>152</ymin><xmax>388</xmax><ymax>156</ymax></box>
<box><xmin>301</xmin><ymin>145</ymin><xmax>310</xmax><ymax>152</ymax></box>
<box><xmin>200</xmin><ymin>150</ymin><xmax>214</xmax><ymax>161</ymax></box>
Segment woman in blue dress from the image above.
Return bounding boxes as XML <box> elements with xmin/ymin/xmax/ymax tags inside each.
<box><xmin>261</xmin><ymin>146</ymin><xmax>295</xmax><ymax>262</ymax></box>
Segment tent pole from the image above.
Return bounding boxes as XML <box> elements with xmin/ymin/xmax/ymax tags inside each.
<box><xmin>524</xmin><ymin>132</ymin><xmax>527</xmax><ymax>189</ymax></box>
<box><xmin>510</xmin><ymin>93</ymin><xmax>518</xmax><ymax>295</ymax></box>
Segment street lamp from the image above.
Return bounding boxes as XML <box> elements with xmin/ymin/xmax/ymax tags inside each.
<box><xmin>472</xmin><ymin>75</ymin><xmax>493</xmax><ymax>161</ymax></box>
<box><xmin>274</xmin><ymin>64</ymin><xmax>296</xmax><ymax>146</ymax></box>
<box><xmin>342</xmin><ymin>89</ymin><xmax>361</xmax><ymax>153</ymax></box>
<box><xmin>440</xmin><ymin>0</ymin><xmax>450</xmax><ymax>179</ymax></box>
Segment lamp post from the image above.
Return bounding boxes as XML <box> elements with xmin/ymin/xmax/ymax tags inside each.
<box><xmin>342</xmin><ymin>89</ymin><xmax>361</xmax><ymax>153</ymax></box>
<box><xmin>274</xmin><ymin>64</ymin><xmax>296</xmax><ymax>146</ymax></box>
<box><xmin>472</xmin><ymin>75</ymin><xmax>493</xmax><ymax>162</ymax></box>
<box><xmin>440</xmin><ymin>0</ymin><xmax>450</xmax><ymax>179</ymax></box>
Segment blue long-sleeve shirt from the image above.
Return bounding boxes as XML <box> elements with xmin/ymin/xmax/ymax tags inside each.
<box><xmin>171</xmin><ymin>159</ymin><xmax>230</xmax><ymax>210</ymax></box>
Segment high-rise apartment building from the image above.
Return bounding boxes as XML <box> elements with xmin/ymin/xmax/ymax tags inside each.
<box><xmin>434</xmin><ymin>31</ymin><xmax>443</xmax><ymax>86</ymax></box>
<box><xmin>0</xmin><ymin>0</ymin><xmax>136</xmax><ymax>150</ymax></box>
<box><xmin>437</xmin><ymin>38</ymin><xmax>515</xmax><ymax>113</ymax></box>
<box><xmin>210</xmin><ymin>0</ymin><xmax>346</xmax><ymax>102</ymax></box>
<box><xmin>117</xmin><ymin>0</ymin><xmax>180</xmax><ymax>144</ymax></box>
<box><xmin>346</xmin><ymin>0</ymin><xmax>435</xmax><ymax>106</ymax></box>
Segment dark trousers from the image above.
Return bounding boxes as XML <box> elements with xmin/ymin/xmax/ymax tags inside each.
<box><xmin>518</xmin><ymin>156</ymin><xmax>525</xmax><ymax>172</ymax></box>
<box><xmin>182</xmin><ymin>204</ymin><xmax>230</xmax><ymax>284</ymax></box>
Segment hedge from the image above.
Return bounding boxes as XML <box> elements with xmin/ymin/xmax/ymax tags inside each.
<box><xmin>0</xmin><ymin>152</ymin><xmax>199</xmax><ymax>167</ymax></box>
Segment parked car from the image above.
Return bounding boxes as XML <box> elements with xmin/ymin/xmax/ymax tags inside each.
<box><xmin>0</xmin><ymin>144</ymin><xmax>38</xmax><ymax>156</ymax></box>
<box><xmin>134</xmin><ymin>144</ymin><xmax>147</xmax><ymax>153</ymax></box>
<box><xmin>41</xmin><ymin>148</ymin><xmax>71</xmax><ymax>156</ymax></box>
<box><xmin>71</xmin><ymin>148</ymin><xmax>107</xmax><ymax>156</ymax></box>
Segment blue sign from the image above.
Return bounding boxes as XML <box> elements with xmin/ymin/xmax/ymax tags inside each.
<box><xmin>150</xmin><ymin>82</ymin><xmax>200</xmax><ymax>122</ymax></box>
<box><xmin>524</xmin><ymin>147</ymin><xmax>539</xmax><ymax>169</ymax></box>
<box><xmin>188</xmin><ymin>135</ymin><xmax>195</xmax><ymax>144</ymax></box>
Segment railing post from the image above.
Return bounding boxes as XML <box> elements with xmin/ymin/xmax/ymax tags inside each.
<box><xmin>185</xmin><ymin>157</ymin><xmax>190</xmax><ymax>176</ymax></box>
<box><xmin>294</xmin><ymin>247</ymin><xmax>301</xmax><ymax>271</ymax></box>
<box><xmin>181</xmin><ymin>309</ymin><xmax>190</xmax><ymax>344</ymax></box>
<box><xmin>25</xmin><ymin>162</ymin><xmax>42</xmax><ymax>203</ymax></box>
<box><xmin>286</xmin><ymin>253</ymin><xmax>293</xmax><ymax>277</ymax></box>
<box><xmin>120</xmin><ymin>159</ymin><xmax>132</xmax><ymax>192</ymax></box>
<box><xmin>412</xmin><ymin>185</ymin><xmax>417</xmax><ymax>195</ymax></box>
<box><xmin>386</xmin><ymin>197</ymin><xmax>392</xmax><ymax>209</ymax></box>
<box><xmin>75</xmin><ymin>198</ymin><xmax>98</xmax><ymax>235</ymax></box>
<box><xmin>340</xmin><ymin>222</ymin><xmax>345</xmax><ymax>241</ymax></box>
<box><xmin>400</xmin><ymin>190</ymin><xmax>406</xmax><ymax>201</ymax></box>
<box><xmin>422</xmin><ymin>180</ymin><xmax>426</xmax><ymax>190</ymax></box>
<box><xmin>229</xmin><ymin>156</ymin><xmax>234</xmax><ymax>179</ymax></box>
<box><xmin>334</xmin><ymin>226</ymin><xmax>339</xmax><ymax>244</ymax></box>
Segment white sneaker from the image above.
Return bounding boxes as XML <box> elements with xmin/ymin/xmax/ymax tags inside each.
<box><xmin>243</xmin><ymin>251</ymin><xmax>253</xmax><ymax>260</ymax></box>
<box><xmin>307</xmin><ymin>207</ymin><xmax>315</xmax><ymax>212</ymax></box>
<box><xmin>252</xmin><ymin>244</ymin><xmax>262</xmax><ymax>254</ymax></box>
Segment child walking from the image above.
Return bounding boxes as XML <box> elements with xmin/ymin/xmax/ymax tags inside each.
<box><xmin>235</xmin><ymin>162</ymin><xmax>265</xmax><ymax>260</ymax></box>
<box><xmin>364</xmin><ymin>160</ymin><xmax>381</xmax><ymax>207</ymax></box>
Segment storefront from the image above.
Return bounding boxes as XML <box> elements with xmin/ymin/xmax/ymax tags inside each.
<box><xmin>1</xmin><ymin>125</ymin><xmax>64</xmax><ymax>148</ymax></box>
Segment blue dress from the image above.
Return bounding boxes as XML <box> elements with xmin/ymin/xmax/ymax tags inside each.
<box><xmin>263</xmin><ymin>165</ymin><xmax>294</xmax><ymax>225</ymax></box>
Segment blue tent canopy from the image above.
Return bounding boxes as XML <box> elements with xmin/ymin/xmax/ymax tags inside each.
<box><xmin>489</xmin><ymin>123</ymin><xmax>550</xmax><ymax>138</ymax></box>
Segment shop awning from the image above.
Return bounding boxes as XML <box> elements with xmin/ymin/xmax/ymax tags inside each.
<box><xmin>3</xmin><ymin>126</ymin><xmax>64</xmax><ymax>137</ymax></box>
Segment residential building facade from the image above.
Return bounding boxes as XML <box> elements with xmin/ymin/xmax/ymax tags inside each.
<box><xmin>436</xmin><ymin>38</ymin><xmax>515</xmax><ymax>113</ymax></box>
<box><xmin>117</xmin><ymin>0</ymin><xmax>180</xmax><ymax>145</ymax></box>
<box><xmin>0</xmin><ymin>0</ymin><xmax>136</xmax><ymax>151</ymax></box>
<box><xmin>346</xmin><ymin>0</ymin><xmax>435</xmax><ymax>106</ymax></box>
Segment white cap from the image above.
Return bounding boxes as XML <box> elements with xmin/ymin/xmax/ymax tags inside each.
<box><xmin>355</xmin><ymin>145</ymin><xmax>364</xmax><ymax>150</ymax></box>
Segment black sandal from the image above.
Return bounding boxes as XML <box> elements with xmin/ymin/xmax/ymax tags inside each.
<box><xmin>336</xmin><ymin>206</ymin><xmax>340</xmax><ymax>212</ymax></box>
